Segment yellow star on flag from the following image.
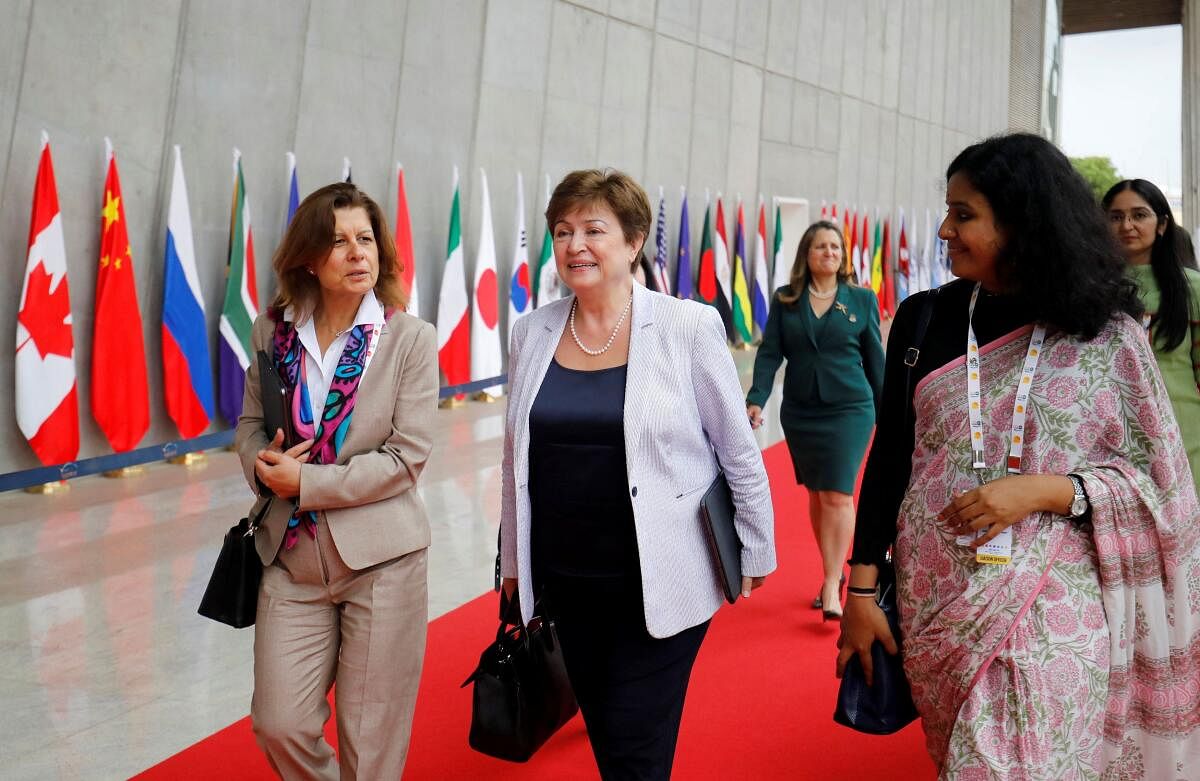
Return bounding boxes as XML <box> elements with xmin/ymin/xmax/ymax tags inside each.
<box><xmin>102</xmin><ymin>190</ymin><xmax>121</xmax><ymax>230</ymax></box>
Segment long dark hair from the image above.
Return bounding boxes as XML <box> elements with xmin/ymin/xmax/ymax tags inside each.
<box><xmin>777</xmin><ymin>220</ymin><xmax>852</xmax><ymax>306</ymax></box>
<box><xmin>1101</xmin><ymin>179</ymin><xmax>1197</xmax><ymax>352</ymax></box>
<box><xmin>946</xmin><ymin>133</ymin><xmax>1141</xmax><ymax>340</ymax></box>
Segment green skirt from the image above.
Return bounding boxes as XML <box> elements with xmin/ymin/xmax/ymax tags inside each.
<box><xmin>781</xmin><ymin>398</ymin><xmax>875</xmax><ymax>495</ymax></box>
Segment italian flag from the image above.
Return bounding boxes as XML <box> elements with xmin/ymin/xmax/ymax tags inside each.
<box><xmin>772</xmin><ymin>200</ymin><xmax>788</xmax><ymax>291</ymax></box>
<box><xmin>534</xmin><ymin>174</ymin><xmax>562</xmax><ymax>307</ymax></box>
<box><xmin>436</xmin><ymin>167</ymin><xmax>470</xmax><ymax>397</ymax></box>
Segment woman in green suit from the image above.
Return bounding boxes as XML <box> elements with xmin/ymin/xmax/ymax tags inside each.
<box><xmin>746</xmin><ymin>220</ymin><xmax>884</xmax><ymax>620</ymax></box>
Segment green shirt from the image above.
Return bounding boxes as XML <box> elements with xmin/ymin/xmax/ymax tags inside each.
<box><xmin>1127</xmin><ymin>262</ymin><xmax>1200</xmax><ymax>492</ymax></box>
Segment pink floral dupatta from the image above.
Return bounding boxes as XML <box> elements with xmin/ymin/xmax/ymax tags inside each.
<box><xmin>897</xmin><ymin>315</ymin><xmax>1200</xmax><ymax>779</ymax></box>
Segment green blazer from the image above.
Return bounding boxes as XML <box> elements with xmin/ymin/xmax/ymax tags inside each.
<box><xmin>746</xmin><ymin>283</ymin><xmax>885</xmax><ymax>416</ymax></box>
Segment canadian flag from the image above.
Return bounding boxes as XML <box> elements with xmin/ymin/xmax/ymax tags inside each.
<box><xmin>16</xmin><ymin>132</ymin><xmax>79</xmax><ymax>466</ymax></box>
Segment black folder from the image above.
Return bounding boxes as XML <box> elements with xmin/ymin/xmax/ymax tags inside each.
<box><xmin>256</xmin><ymin>350</ymin><xmax>294</xmax><ymax>449</ymax></box>
<box><xmin>699</xmin><ymin>471</ymin><xmax>743</xmax><ymax>604</ymax></box>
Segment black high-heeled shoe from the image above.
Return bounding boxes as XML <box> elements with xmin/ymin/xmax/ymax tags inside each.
<box><xmin>812</xmin><ymin>574</ymin><xmax>846</xmax><ymax>610</ymax></box>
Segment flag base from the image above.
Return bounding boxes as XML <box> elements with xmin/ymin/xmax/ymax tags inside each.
<box><xmin>168</xmin><ymin>451</ymin><xmax>207</xmax><ymax>467</ymax></box>
<box><xmin>25</xmin><ymin>480</ymin><xmax>69</xmax><ymax>495</ymax></box>
<box><xmin>472</xmin><ymin>391</ymin><xmax>498</xmax><ymax>403</ymax></box>
<box><xmin>438</xmin><ymin>396</ymin><xmax>465</xmax><ymax>410</ymax></box>
<box><xmin>103</xmin><ymin>466</ymin><xmax>146</xmax><ymax>479</ymax></box>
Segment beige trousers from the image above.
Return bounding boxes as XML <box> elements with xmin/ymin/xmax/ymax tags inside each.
<box><xmin>251</xmin><ymin>521</ymin><xmax>428</xmax><ymax>780</ymax></box>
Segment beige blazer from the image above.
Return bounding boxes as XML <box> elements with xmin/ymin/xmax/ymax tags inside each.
<box><xmin>235</xmin><ymin>309</ymin><xmax>439</xmax><ymax>570</ymax></box>
<box><xmin>500</xmin><ymin>283</ymin><xmax>776</xmax><ymax>638</ymax></box>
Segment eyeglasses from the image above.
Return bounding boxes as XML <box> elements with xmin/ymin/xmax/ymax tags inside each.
<box><xmin>1107</xmin><ymin>209</ymin><xmax>1158</xmax><ymax>225</ymax></box>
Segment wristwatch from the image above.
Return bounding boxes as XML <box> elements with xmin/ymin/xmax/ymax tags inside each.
<box><xmin>1065</xmin><ymin>474</ymin><xmax>1089</xmax><ymax>519</ymax></box>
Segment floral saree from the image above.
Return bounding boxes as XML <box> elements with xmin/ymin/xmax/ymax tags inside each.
<box><xmin>897</xmin><ymin>315</ymin><xmax>1200</xmax><ymax>780</ymax></box>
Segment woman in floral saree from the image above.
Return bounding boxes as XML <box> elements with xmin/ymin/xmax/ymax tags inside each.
<box><xmin>837</xmin><ymin>133</ymin><xmax>1200</xmax><ymax>780</ymax></box>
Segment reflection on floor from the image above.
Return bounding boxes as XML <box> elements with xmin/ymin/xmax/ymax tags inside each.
<box><xmin>0</xmin><ymin>349</ymin><xmax>784</xmax><ymax>779</ymax></box>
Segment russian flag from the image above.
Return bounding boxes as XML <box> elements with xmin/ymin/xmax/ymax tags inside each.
<box><xmin>161</xmin><ymin>145</ymin><xmax>214</xmax><ymax>438</ymax></box>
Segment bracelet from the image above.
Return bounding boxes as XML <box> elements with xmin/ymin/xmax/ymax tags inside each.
<box><xmin>847</xmin><ymin>586</ymin><xmax>878</xmax><ymax>597</ymax></box>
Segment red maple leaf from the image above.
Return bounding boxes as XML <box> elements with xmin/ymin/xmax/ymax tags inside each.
<box><xmin>18</xmin><ymin>262</ymin><xmax>73</xmax><ymax>359</ymax></box>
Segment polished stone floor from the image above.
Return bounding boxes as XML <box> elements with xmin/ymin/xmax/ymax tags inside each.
<box><xmin>0</xmin><ymin>350</ymin><xmax>784</xmax><ymax>780</ymax></box>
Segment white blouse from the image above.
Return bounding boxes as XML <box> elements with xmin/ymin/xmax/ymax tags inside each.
<box><xmin>286</xmin><ymin>291</ymin><xmax>385</xmax><ymax>423</ymax></box>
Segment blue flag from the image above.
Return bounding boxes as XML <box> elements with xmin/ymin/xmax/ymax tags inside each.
<box><xmin>285</xmin><ymin>152</ymin><xmax>300</xmax><ymax>227</ymax></box>
<box><xmin>675</xmin><ymin>188</ymin><xmax>691</xmax><ymax>299</ymax></box>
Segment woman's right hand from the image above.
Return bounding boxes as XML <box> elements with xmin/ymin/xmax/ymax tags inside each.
<box><xmin>835</xmin><ymin>594</ymin><xmax>898</xmax><ymax>687</ymax></box>
<box><xmin>501</xmin><ymin>577</ymin><xmax>517</xmax><ymax>600</ymax></box>
<box><xmin>746</xmin><ymin>404</ymin><xmax>764</xmax><ymax>429</ymax></box>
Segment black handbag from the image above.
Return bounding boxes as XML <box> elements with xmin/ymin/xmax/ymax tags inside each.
<box><xmin>833</xmin><ymin>563</ymin><xmax>918</xmax><ymax>734</ymax></box>
<box><xmin>197</xmin><ymin>499</ymin><xmax>270</xmax><ymax>628</ymax></box>
<box><xmin>462</xmin><ymin>597</ymin><xmax>579</xmax><ymax>762</ymax></box>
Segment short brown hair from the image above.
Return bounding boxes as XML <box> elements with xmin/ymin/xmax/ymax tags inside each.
<box><xmin>777</xmin><ymin>220</ymin><xmax>851</xmax><ymax>306</ymax></box>
<box><xmin>271</xmin><ymin>182</ymin><xmax>405</xmax><ymax>315</ymax></box>
<box><xmin>545</xmin><ymin>169</ymin><xmax>651</xmax><ymax>251</ymax></box>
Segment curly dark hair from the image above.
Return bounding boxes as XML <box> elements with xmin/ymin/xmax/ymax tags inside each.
<box><xmin>1101</xmin><ymin>179</ymin><xmax>1198</xmax><ymax>352</ymax></box>
<box><xmin>946</xmin><ymin>133</ymin><xmax>1141</xmax><ymax>339</ymax></box>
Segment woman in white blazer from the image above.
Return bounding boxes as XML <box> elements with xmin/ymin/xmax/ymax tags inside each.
<box><xmin>499</xmin><ymin>169</ymin><xmax>776</xmax><ymax>780</ymax></box>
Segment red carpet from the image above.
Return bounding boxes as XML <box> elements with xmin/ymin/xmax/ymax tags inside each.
<box><xmin>134</xmin><ymin>442</ymin><xmax>934</xmax><ymax>779</ymax></box>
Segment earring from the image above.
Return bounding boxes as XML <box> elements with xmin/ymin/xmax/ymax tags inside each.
<box><xmin>307</xmin><ymin>267</ymin><xmax>316</xmax><ymax>275</ymax></box>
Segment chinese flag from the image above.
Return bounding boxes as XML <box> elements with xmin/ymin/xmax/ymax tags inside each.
<box><xmin>92</xmin><ymin>140</ymin><xmax>149</xmax><ymax>452</ymax></box>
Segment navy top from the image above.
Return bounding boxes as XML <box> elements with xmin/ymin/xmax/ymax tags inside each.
<box><xmin>529</xmin><ymin>358</ymin><xmax>639</xmax><ymax>579</ymax></box>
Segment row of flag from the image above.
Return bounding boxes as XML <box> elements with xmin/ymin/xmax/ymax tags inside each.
<box><xmin>13</xmin><ymin>131</ymin><xmax>950</xmax><ymax>468</ymax></box>
<box><xmin>818</xmin><ymin>201</ymin><xmax>955</xmax><ymax>319</ymax></box>
<box><xmin>14</xmin><ymin>135</ymin><xmax>429</xmax><ymax>468</ymax></box>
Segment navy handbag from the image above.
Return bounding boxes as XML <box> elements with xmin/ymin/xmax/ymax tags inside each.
<box><xmin>833</xmin><ymin>564</ymin><xmax>918</xmax><ymax>734</ymax></box>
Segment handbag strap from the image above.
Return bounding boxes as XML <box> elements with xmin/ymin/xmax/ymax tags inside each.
<box><xmin>902</xmin><ymin>286</ymin><xmax>939</xmax><ymax>432</ymax></box>
<box><xmin>247</xmin><ymin>497</ymin><xmax>273</xmax><ymax>536</ymax></box>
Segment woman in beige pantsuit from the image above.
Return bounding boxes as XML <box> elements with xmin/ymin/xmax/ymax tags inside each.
<box><xmin>235</xmin><ymin>182</ymin><xmax>438</xmax><ymax>780</ymax></box>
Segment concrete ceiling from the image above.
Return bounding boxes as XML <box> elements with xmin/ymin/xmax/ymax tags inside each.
<box><xmin>1062</xmin><ymin>0</ymin><xmax>1181</xmax><ymax>34</ymax></box>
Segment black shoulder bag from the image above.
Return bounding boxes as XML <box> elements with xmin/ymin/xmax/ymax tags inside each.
<box><xmin>461</xmin><ymin>591</ymin><xmax>579</xmax><ymax>761</ymax></box>
<box><xmin>197</xmin><ymin>498</ymin><xmax>269</xmax><ymax>628</ymax></box>
<box><xmin>834</xmin><ymin>288</ymin><xmax>938</xmax><ymax>734</ymax></box>
<box><xmin>197</xmin><ymin>349</ymin><xmax>290</xmax><ymax>628</ymax></box>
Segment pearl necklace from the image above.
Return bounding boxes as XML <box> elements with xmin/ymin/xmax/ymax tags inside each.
<box><xmin>808</xmin><ymin>284</ymin><xmax>837</xmax><ymax>300</ymax></box>
<box><xmin>570</xmin><ymin>293</ymin><xmax>633</xmax><ymax>356</ymax></box>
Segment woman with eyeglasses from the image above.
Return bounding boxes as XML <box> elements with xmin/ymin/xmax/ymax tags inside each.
<box><xmin>1102</xmin><ymin>179</ymin><xmax>1200</xmax><ymax>491</ymax></box>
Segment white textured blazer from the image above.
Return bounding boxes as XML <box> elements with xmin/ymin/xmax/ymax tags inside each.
<box><xmin>500</xmin><ymin>282</ymin><xmax>776</xmax><ymax>638</ymax></box>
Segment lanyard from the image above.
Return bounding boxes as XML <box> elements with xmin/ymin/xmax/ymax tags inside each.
<box><xmin>964</xmin><ymin>284</ymin><xmax>1046</xmax><ymax>564</ymax></box>
<box><xmin>966</xmin><ymin>283</ymin><xmax>1046</xmax><ymax>477</ymax></box>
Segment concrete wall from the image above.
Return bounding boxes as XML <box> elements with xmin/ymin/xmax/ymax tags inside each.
<box><xmin>0</xmin><ymin>0</ymin><xmax>1012</xmax><ymax>474</ymax></box>
<box><xmin>1183</xmin><ymin>0</ymin><xmax>1200</xmax><ymax>234</ymax></box>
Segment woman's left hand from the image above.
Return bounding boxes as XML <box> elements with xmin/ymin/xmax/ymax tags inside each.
<box><xmin>740</xmin><ymin>575</ymin><xmax>766</xmax><ymax>598</ymax></box>
<box><xmin>938</xmin><ymin>474</ymin><xmax>1069</xmax><ymax>547</ymax></box>
<box><xmin>255</xmin><ymin>438</ymin><xmax>314</xmax><ymax>499</ymax></box>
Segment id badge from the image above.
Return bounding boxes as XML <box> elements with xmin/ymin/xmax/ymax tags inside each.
<box><xmin>956</xmin><ymin>526</ymin><xmax>1013</xmax><ymax>565</ymax></box>
<box><xmin>975</xmin><ymin>526</ymin><xmax>1013</xmax><ymax>565</ymax></box>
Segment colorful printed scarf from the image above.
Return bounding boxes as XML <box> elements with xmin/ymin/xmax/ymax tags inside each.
<box><xmin>897</xmin><ymin>315</ymin><xmax>1200</xmax><ymax>779</ymax></box>
<box><xmin>272</xmin><ymin>316</ymin><xmax>375</xmax><ymax>550</ymax></box>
